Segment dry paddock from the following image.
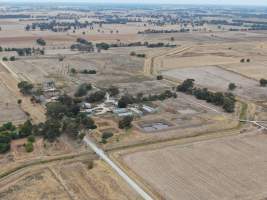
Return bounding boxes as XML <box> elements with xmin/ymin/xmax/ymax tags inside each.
<box><xmin>122</xmin><ymin>132</ymin><xmax>267</xmax><ymax>200</ymax></box>
<box><xmin>161</xmin><ymin>65</ymin><xmax>267</xmax><ymax>101</ymax></box>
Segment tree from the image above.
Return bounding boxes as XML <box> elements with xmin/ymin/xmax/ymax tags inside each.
<box><xmin>9</xmin><ymin>56</ymin><xmax>15</xmax><ymax>61</ymax></box>
<box><xmin>260</xmin><ymin>79</ymin><xmax>267</xmax><ymax>87</ymax></box>
<box><xmin>118</xmin><ymin>95</ymin><xmax>135</xmax><ymax>108</ymax></box>
<box><xmin>27</xmin><ymin>135</ymin><xmax>35</xmax><ymax>143</ymax></box>
<box><xmin>223</xmin><ymin>97</ymin><xmax>235</xmax><ymax>113</ymax></box>
<box><xmin>75</xmin><ymin>83</ymin><xmax>92</xmax><ymax>97</ymax></box>
<box><xmin>130</xmin><ymin>51</ymin><xmax>136</xmax><ymax>56</ymax></box>
<box><xmin>2</xmin><ymin>57</ymin><xmax>8</xmax><ymax>61</ymax></box>
<box><xmin>157</xmin><ymin>75</ymin><xmax>163</xmax><ymax>80</ymax></box>
<box><xmin>119</xmin><ymin>116</ymin><xmax>133</xmax><ymax>129</ymax></box>
<box><xmin>62</xmin><ymin>118</ymin><xmax>79</xmax><ymax>138</ymax></box>
<box><xmin>36</xmin><ymin>38</ymin><xmax>46</xmax><ymax>46</ymax></box>
<box><xmin>102</xmin><ymin>132</ymin><xmax>113</xmax><ymax>140</ymax></box>
<box><xmin>25</xmin><ymin>141</ymin><xmax>33</xmax><ymax>152</ymax></box>
<box><xmin>0</xmin><ymin>142</ymin><xmax>10</xmax><ymax>153</ymax></box>
<box><xmin>240</xmin><ymin>58</ymin><xmax>245</xmax><ymax>63</ymax></box>
<box><xmin>177</xmin><ymin>79</ymin><xmax>195</xmax><ymax>93</ymax></box>
<box><xmin>96</xmin><ymin>42</ymin><xmax>110</xmax><ymax>50</ymax></box>
<box><xmin>107</xmin><ymin>86</ymin><xmax>119</xmax><ymax>97</ymax></box>
<box><xmin>76</xmin><ymin>113</ymin><xmax>97</xmax><ymax>129</ymax></box>
<box><xmin>86</xmin><ymin>90</ymin><xmax>106</xmax><ymax>103</ymax></box>
<box><xmin>17</xmin><ymin>81</ymin><xmax>33</xmax><ymax>95</ymax></box>
<box><xmin>46</xmin><ymin>102</ymin><xmax>68</xmax><ymax>119</ymax></box>
<box><xmin>17</xmin><ymin>99</ymin><xmax>22</xmax><ymax>105</ymax></box>
<box><xmin>70</xmin><ymin>68</ymin><xmax>77</xmax><ymax>74</ymax></box>
<box><xmin>41</xmin><ymin>119</ymin><xmax>61</xmax><ymax>142</ymax></box>
<box><xmin>228</xmin><ymin>83</ymin><xmax>236</xmax><ymax>91</ymax></box>
<box><xmin>58</xmin><ymin>94</ymin><xmax>73</xmax><ymax>106</ymax></box>
<box><xmin>19</xmin><ymin>120</ymin><xmax>33</xmax><ymax>137</ymax></box>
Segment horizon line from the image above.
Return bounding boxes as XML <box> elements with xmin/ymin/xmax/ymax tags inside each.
<box><xmin>0</xmin><ymin>1</ymin><xmax>267</xmax><ymax>7</ymax></box>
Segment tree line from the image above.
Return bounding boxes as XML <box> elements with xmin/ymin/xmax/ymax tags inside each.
<box><xmin>177</xmin><ymin>79</ymin><xmax>235</xmax><ymax>113</ymax></box>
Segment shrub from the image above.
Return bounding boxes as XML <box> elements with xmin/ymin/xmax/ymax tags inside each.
<box><xmin>27</xmin><ymin>135</ymin><xmax>35</xmax><ymax>143</ymax></box>
<box><xmin>157</xmin><ymin>75</ymin><xmax>163</xmax><ymax>80</ymax></box>
<box><xmin>25</xmin><ymin>141</ymin><xmax>33</xmax><ymax>152</ymax></box>
<box><xmin>228</xmin><ymin>83</ymin><xmax>236</xmax><ymax>91</ymax></box>
<box><xmin>102</xmin><ymin>132</ymin><xmax>113</xmax><ymax>140</ymax></box>
<box><xmin>260</xmin><ymin>79</ymin><xmax>267</xmax><ymax>87</ymax></box>
<box><xmin>36</xmin><ymin>38</ymin><xmax>46</xmax><ymax>46</ymax></box>
<box><xmin>9</xmin><ymin>56</ymin><xmax>15</xmax><ymax>61</ymax></box>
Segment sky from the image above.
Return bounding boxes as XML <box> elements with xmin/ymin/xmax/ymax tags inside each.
<box><xmin>2</xmin><ymin>0</ymin><xmax>267</xmax><ymax>6</ymax></box>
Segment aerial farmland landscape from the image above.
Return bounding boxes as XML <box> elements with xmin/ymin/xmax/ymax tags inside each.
<box><xmin>1</xmin><ymin>0</ymin><xmax>267</xmax><ymax>199</ymax></box>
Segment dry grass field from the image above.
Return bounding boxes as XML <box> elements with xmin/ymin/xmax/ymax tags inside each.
<box><xmin>0</xmin><ymin>158</ymin><xmax>139</xmax><ymax>200</ymax></box>
<box><xmin>122</xmin><ymin>131</ymin><xmax>267</xmax><ymax>200</ymax></box>
<box><xmin>162</xmin><ymin>66</ymin><xmax>267</xmax><ymax>101</ymax></box>
<box><xmin>0</xmin><ymin>81</ymin><xmax>26</xmax><ymax>124</ymax></box>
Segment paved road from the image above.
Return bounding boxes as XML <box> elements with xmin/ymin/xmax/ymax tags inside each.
<box><xmin>83</xmin><ymin>136</ymin><xmax>154</xmax><ymax>200</ymax></box>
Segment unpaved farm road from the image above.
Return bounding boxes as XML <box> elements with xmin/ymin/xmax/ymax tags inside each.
<box><xmin>0</xmin><ymin>61</ymin><xmax>45</xmax><ymax>123</ymax></box>
<box><xmin>83</xmin><ymin>136</ymin><xmax>154</xmax><ymax>200</ymax></box>
<box><xmin>143</xmin><ymin>46</ymin><xmax>193</xmax><ymax>76</ymax></box>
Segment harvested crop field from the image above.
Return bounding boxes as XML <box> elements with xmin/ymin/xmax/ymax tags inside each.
<box><xmin>162</xmin><ymin>66</ymin><xmax>267</xmax><ymax>101</ymax></box>
<box><xmin>122</xmin><ymin>132</ymin><xmax>267</xmax><ymax>200</ymax></box>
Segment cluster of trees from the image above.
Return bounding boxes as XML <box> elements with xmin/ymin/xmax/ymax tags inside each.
<box><xmin>36</xmin><ymin>38</ymin><xmax>46</xmax><ymax>46</ymax></box>
<box><xmin>86</xmin><ymin>90</ymin><xmax>106</xmax><ymax>103</ymax></box>
<box><xmin>240</xmin><ymin>58</ymin><xmax>250</xmax><ymax>63</ymax></box>
<box><xmin>96</xmin><ymin>43</ymin><xmax>110</xmax><ymax>50</ymax></box>
<box><xmin>2</xmin><ymin>56</ymin><xmax>16</xmax><ymax>61</ymax></box>
<box><xmin>260</xmin><ymin>79</ymin><xmax>267</xmax><ymax>87</ymax></box>
<box><xmin>0</xmin><ymin>121</ymin><xmax>34</xmax><ymax>153</ymax></box>
<box><xmin>0</xmin><ymin>14</ymin><xmax>30</xmax><ymax>19</ymax></box>
<box><xmin>26</xmin><ymin>20</ymin><xmax>92</xmax><ymax>32</ymax></box>
<box><xmin>42</xmin><ymin>94</ymin><xmax>97</xmax><ymax>141</ymax></box>
<box><xmin>138</xmin><ymin>28</ymin><xmax>189</xmax><ymax>34</ymax></box>
<box><xmin>80</xmin><ymin>69</ymin><xmax>97</xmax><ymax>74</ymax></box>
<box><xmin>107</xmin><ymin>86</ymin><xmax>119</xmax><ymax>97</ymax></box>
<box><xmin>177</xmin><ymin>79</ymin><xmax>235</xmax><ymax>113</ymax></box>
<box><xmin>0</xmin><ymin>94</ymin><xmax>97</xmax><ymax>150</ymax></box>
<box><xmin>118</xmin><ymin>90</ymin><xmax>177</xmax><ymax>108</ymax></box>
<box><xmin>18</xmin><ymin>81</ymin><xmax>34</xmax><ymax>95</ymax></box>
<box><xmin>77</xmin><ymin>38</ymin><xmax>92</xmax><ymax>45</ymax></box>
<box><xmin>130</xmin><ymin>52</ymin><xmax>146</xmax><ymax>58</ymax></box>
<box><xmin>94</xmin><ymin>41</ymin><xmax>176</xmax><ymax>50</ymax></box>
<box><xmin>0</xmin><ymin>47</ymin><xmax>39</xmax><ymax>56</ymax></box>
<box><xmin>71</xmin><ymin>38</ymin><xmax>94</xmax><ymax>52</ymax></box>
<box><xmin>76</xmin><ymin>86</ymin><xmax>119</xmax><ymax>103</ymax></box>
